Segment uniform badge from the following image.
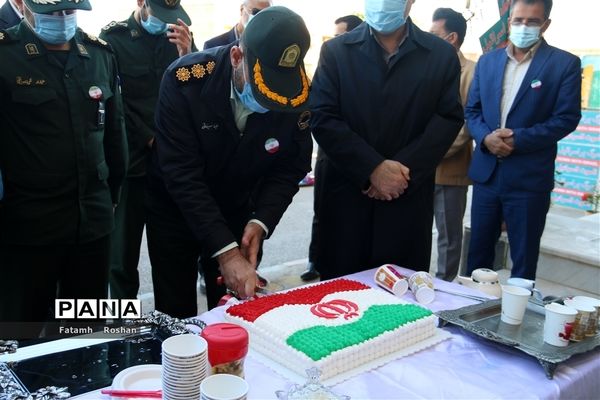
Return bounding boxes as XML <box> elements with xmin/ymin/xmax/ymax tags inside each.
<box><xmin>264</xmin><ymin>138</ymin><xmax>280</xmax><ymax>154</ymax></box>
<box><xmin>191</xmin><ymin>64</ymin><xmax>206</xmax><ymax>79</ymax></box>
<box><xmin>176</xmin><ymin>67</ymin><xmax>191</xmax><ymax>82</ymax></box>
<box><xmin>531</xmin><ymin>79</ymin><xmax>542</xmax><ymax>90</ymax></box>
<box><xmin>88</xmin><ymin>86</ymin><xmax>103</xmax><ymax>100</ymax></box>
<box><xmin>25</xmin><ymin>43</ymin><xmax>39</xmax><ymax>55</ymax></box>
<box><xmin>298</xmin><ymin>111</ymin><xmax>311</xmax><ymax>130</ymax></box>
<box><xmin>77</xmin><ymin>44</ymin><xmax>88</xmax><ymax>55</ymax></box>
<box><xmin>278</xmin><ymin>44</ymin><xmax>301</xmax><ymax>68</ymax></box>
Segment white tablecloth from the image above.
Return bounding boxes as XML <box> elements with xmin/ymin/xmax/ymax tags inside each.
<box><xmin>196</xmin><ymin>268</ymin><xmax>600</xmax><ymax>400</ymax></box>
<box><xmin>4</xmin><ymin>268</ymin><xmax>599</xmax><ymax>399</ymax></box>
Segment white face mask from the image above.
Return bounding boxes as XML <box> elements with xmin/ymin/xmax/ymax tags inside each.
<box><xmin>365</xmin><ymin>0</ymin><xmax>408</xmax><ymax>34</ymax></box>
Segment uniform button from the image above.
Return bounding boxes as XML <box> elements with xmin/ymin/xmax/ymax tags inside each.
<box><xmin>65</xmin><ymin>73</ymin><xmax>70</xmax><ymax>78</ymax></box>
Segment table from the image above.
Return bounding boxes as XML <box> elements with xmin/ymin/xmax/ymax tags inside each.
<box><xmin>2</xmin><ymin>268</ymin><xmax>599</xmax><ymax>399</ymax></box>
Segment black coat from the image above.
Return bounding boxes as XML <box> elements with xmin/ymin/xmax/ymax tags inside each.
<box><xmin>310</xmin><ymin>20</ymin><xmax>464</xmax><ymax>277</ymax></box>
<box><xmin>147</xmin><ymin>44</ymin><xmax>312</xmax><ymax>257</ymax></box>
<box><xmin>0</xmin><ymin>0</ymin><xmax>19</xmax><ymax>30</ymax></box>
<box><xmin>203</xmin><ymin>27</ymin><xmax>237</xmax><ymax>50</ymax></box>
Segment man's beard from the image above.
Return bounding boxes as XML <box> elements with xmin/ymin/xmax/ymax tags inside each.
<box><xmin>233</xmin><ymin>60</ymin><xmax>245</xmax><ymax>93</ymax></box>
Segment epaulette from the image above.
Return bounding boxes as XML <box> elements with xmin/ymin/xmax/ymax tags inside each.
<box><xmin>0</xmin><ymin>29</ymin><xmax>14</xmax><ymax>44</ymax></box>
<box><xmin>82</xmin><ymin>32</ymin><xmax>112</xmax><ymax>51</ymax></box>
<box><xmin>101</xmin><ymin>21</ymin><xmax>129</xmax><ymax>33</ymax></box>
<box><xmin>173</xmin><ymin>59</ymin><xmax>217</xmax><ymax>86</ymax></box>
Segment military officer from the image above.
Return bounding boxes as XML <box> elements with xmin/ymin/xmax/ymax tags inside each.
<box><xmin>0</xmin><ymin>0</ymin><xmax>128</xmax><ymax>327</ymax></box>
<box><xmin>100</xmin><ymin>0</ymin><xmax>195</xmax><ymax>301</ymax></box>
<box><xmin>146</xmin><ymin>6</ymin><xmax>312</xmax><ymax>315</ymax></box>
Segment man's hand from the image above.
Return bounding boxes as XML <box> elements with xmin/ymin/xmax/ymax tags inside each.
<box><xmin>362</xmin><ymin>185</ymin><xmax>398</xmax><ymax>201</ymax></box>
<box><xmin>240</xmin><ymin>222</ymin><xmax>264</xmax><ymax>269</ymax></box>
<box><xmin>167</xmin><ymin>19</ymin><xmax>193</xmax><ymax>57</ymax></box>
<box><xmin>369</xmin><ymin>160</ymin><xmax>410</xmax><ymax>200</ymax></box>
<box><xmin>483</xmin><ymin>129</ymin><xmax>514</xmax><ymax>157</ymax></box>
<box><xmin>217</xmin><ymin>248</ymin><xmax>258</xmax><ymax>299</ymax></box>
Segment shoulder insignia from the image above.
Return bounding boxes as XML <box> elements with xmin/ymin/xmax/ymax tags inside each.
<box><xmin>0</xmin><ymin>30</ymin><xmax>14</xmax><ymax>44</ymax></box>
<box><xmin>174</xmin><ymin>60</ymin><xmax>217</xmax><ymax>85</ymax></box>
<box><xmin>101</xmin><ymin>21</ymin><xmax>129</xmax><ymax>33</ymax></box>
<box><xmin>82</xmin><ymin>32</ymin><xmax>112</xmax><ymax>51</ymax></box>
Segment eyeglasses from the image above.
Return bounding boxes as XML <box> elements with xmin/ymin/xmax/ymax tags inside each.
<box><xmin>510</xmin><ymin>18</ymin><xmax>544</xmax><ymax>27</ymax></box>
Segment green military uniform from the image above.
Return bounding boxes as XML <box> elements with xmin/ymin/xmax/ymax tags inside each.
<box><xmin>0</xmin><ymin>14</ymin><xmax>128</xmax><ymax>324</ymax></box>
<box><xmin>99</xmin><ymin>6</ymin><xmax>195</xmax><ymax>300</ymax></box>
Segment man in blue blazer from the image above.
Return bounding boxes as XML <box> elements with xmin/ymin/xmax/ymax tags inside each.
<box><xmin>465</xmin><ymin>0</ymin><xmax>581</xmax><ymax>280</ymax></box>
<box><xmin>0</xmin><ymin>0</ymin><xmax>21</xmax><ymax>29</ymax></box>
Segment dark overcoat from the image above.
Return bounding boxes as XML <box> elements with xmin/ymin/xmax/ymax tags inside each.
<box><xmin>310</xmin><ymin>19</ymin><xmax>464</xmax><ymax>278</ymax></box>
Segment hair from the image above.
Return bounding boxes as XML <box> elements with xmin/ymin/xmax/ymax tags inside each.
<box><xmin>432</xmin><ymin>8</ymin><xmax>467</xmax><ymax>46</ymax></box>
<box><xmin>511</xmin><ymin>0</ymin><xmax>553</xmax><ymax>19</ymax></box>
<box><xmin>334</xmin><ymin>15</ymin><xmax>363</xmax><ymax>32</ymax></box>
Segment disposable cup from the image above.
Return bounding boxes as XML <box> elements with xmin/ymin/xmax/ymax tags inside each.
<box><xmin>563</xmin><ymin>299</ymin><xmax>595</xmax><ymax>341</ymax></box>
<box><xmin>544</xmin><ymin>303</ymin><xmax>577</xmax><ymax>347</ymax></box>
<box><xmin>374</xmin><ymin>264</ymin><xmax>408</xmax><ymax>297</ymax></box>
<box><xmin>500</xmin><ymin>285</ymin><xmax>530</xmax><ymax>325</ymax></box>
<box><xmin>408</xmin><ymin>271</ymin><xmax>435</xmax><ymax>304</ymax></box>
<box><xmin>200</xmin><ymin>374</ymin><xmax>248</xmax><ymax>400</ymax></box>
<box><xmin>572</xmin><ymin>296</ymin><xmax>600</xmax><ymax>335</ymax></box>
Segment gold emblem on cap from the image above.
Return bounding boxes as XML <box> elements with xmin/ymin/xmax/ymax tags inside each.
<box><xmin>25</xmin><ymin>43</ymin><xmax>39</xmax><ymax>55</ymax></box>
<box><xmin>164</xmin><ymin>0</ymin><xmax>178</xmax><ymax>6</ymax></box>
<box><xmin>191</xmin><ymin>64</ymin><xmax>206</xmax><ymax>79</ymax></box>
<box><xmin>278</xmin><ymin>44</ymin><xmax>301</xmax><ymax>68</ymax></box>
<box><xmin>254</xmin><ymin>59</ymin><xmax>309</xmax><ymax>107</ymax></box>
<box><xmin>176</xmin><ymin>67</ymin><xmax>191</xmax><ymax>82</ymax></box>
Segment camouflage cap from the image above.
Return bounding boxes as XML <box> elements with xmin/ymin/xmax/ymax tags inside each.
<box><xmin>146</xmin><ymin>0</ymin><xmax>191</xmax><ymax>25</ymax></box>
<box><xmin>23</xmin><ymin>0</ymin><xmax>92</xmax><ymax>13</ymax></box>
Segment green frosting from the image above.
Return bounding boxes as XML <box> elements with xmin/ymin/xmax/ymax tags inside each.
<box><xmin>286</xmin><ymin>304</ymin><xmax>432</xmax><ymax>361</ymax></box>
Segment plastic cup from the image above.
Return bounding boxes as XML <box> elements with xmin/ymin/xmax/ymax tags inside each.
<box><xmin>408</xmin><ymin>271</ymin><xmax>435</xmax><ymax>304</ymax></box>
<box><xmin>200</xmin><ymin>374</ymin><xmax>248</xmax><ymax>400</ymax></box>
<box><xmin>544</xmin><ymin>303</ymin><xmax>577</xmax><ymax>347</ymax></box>
<box><xmin>374</xmin><ymin>264</ymin><xmax>408</xmax><ymax>297</ymax></box>
<box><xmin>500</xmin><ymin>285</ymin><xmax>530</xmax><ymax>325</ymax></box>
<box><xmin>563</xmin><ymin>299</ymin><xmax>595</xmax><ymax>341</ymax></box>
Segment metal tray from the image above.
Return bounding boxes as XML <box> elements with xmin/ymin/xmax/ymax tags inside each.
<box><xmin>436</xmin><ymin>299</ymin><xmax>600</xmax><ymax>379</ymax></box>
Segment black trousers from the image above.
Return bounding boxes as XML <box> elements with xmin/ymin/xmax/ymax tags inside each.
<box><xmin>109</xmin><ymin>177</ymin><xmax>147</xmax><ymax>299</ymax></box>
<box><xmin>307</xmin><ymin>149</ymin><xmax>325</xmax><ymax>264</ymax></box>
<box><xmin>0</xmin><ymin>236</ymin><xmax>110</xmax><ymax>323</ymax></box>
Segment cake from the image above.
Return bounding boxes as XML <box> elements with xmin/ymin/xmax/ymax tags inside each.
<box><xmin>224</xmin><ymin>279</ymin><xmax>439</xmax><ymax>381</ymax></box>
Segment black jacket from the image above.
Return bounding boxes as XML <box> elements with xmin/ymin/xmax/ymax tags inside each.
<box><xmin>203</xmin><ymin>27</ymin><xmax>237</xmax><ymax>50</ymax></box>
<box><xmin>0</xmin><ymin>0</ymin><xmax>19</xmax><ymax>30</ymax></box>
<box><xmin>147</xmin><ymin>44</ymin><xmax>312</xmax><ymax>256</ymax></box>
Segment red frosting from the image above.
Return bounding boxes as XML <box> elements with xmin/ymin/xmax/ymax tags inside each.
<box><xmin>226</xmin><ymin>279</ymin><xmax>370</xmax><ymax>322</ymax></box>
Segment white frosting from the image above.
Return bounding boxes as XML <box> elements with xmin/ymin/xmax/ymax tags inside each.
<box><xmin>225</xmin><ymin>285</ymin><xmax>437</xmax><ymax>381</ymax></box>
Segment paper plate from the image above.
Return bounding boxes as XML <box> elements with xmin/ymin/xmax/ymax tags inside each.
<box><xmin>111</xmin><ymin>364</ymin><xmax>162</xmax><ymax>399</ymax></box>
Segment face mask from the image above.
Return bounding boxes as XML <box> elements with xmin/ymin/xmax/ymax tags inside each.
<box><xmin>235</xmin><ymin>81</ymin><xmax>269</xmax><ymax>114</ymax></box>
<box><xmin>365</xmin><ymin>0</ymin><xmax>408</xmax><ymax>34</ymax></box>
<box><xmin>141</xmin><ymin>13</ymin><xmax>168</xmax><ymax>35</ymax></box>
<box><xmin>30</xmin><ymin>11</ymin><xmax>77</xmax><ymax>44</ymax></box>
<box><xmin>510</xmin><ymin>24</ymin><xmax>541</xmax><ymax>49</ymax></box>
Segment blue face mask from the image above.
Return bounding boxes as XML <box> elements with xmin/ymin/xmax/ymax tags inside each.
<box><xmin>30</xmin><ymin>11</ymin><xmax>77</xmax><ymax>44</ymax></box>
<box><xmin>235</xmin><ymin>81</ymin><xmax>269</xmax><ymax>114</ymax></box>
<box><xmin>365</xmin><ymin>0</ymin><xmax>408</xmax><ymax>34</ymax></box>
<box><xmin>510</xmin><ymin>24</ymin><xmax>541</xmax><ymax>49</ymax></box>
<box><xmin>141</xmin><ymin>14</ymin><xmax>168</xmax><ymax>35</ymax></box>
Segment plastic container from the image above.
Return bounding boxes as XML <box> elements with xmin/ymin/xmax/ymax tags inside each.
<box><xmin>201</xmin><ymin>323</ymin><xmax>248</xmax><ymax>378</ymax></box>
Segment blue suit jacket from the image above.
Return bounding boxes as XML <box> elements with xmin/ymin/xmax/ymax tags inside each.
<box><xmin>465</xmin><ymin>40</ymin><xmax>581</xmax><ymax>192</ymax></box>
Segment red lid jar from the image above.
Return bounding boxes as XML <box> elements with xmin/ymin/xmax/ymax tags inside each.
<box><xmin>201</xmin><ymin>323</ymin><xmax>249</xmax><ymax>366</ymax></box>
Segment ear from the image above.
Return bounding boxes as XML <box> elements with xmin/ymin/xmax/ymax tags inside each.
<box><xmin>449</xmin><ymin>32</ymin><xmax>459</xmax><ymax>48</ymax></box>
<box><xmin>541</xmin><ymin>18</ymin><xmax>551</xmax><ymax>35</ymax></box>
<box><xmin>230</xmin><ymin>45</ymin><xmax>244</xmax><ymax>68</ymax></box>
